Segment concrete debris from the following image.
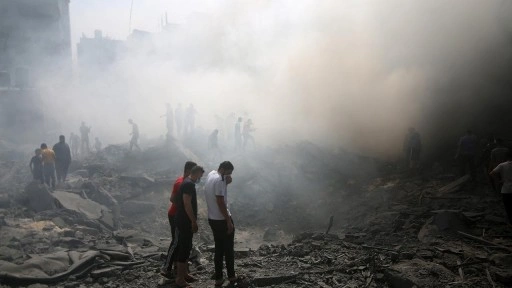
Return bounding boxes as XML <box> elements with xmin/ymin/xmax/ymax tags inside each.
<box><xmin>0</xmin><ymin>141</ymin><xmax>511</xmax><ymax>287</ymax></box>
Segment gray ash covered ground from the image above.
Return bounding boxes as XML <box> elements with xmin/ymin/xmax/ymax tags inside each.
<box><xmin>0</xmin><ymin>140</ymin><xmax>511</xmax><ymax>288</ymax></box>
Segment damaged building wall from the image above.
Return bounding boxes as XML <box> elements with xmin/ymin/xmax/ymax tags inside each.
<box><xmin>0</xmin><ymin>0</ymin><xmax>72</xmax><ymax>86</ymax></box>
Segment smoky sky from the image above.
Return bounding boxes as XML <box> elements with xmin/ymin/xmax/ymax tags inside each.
<box><xmin>58</xmin><ymin>0</ymin><xmax>512</xmax><ymax>157</ymax></box>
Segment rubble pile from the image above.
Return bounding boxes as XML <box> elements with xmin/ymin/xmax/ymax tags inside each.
<box><xmin>0</xmin><ymin>142</ymin><xmax>511</xmax><ymax>287</ymax></box>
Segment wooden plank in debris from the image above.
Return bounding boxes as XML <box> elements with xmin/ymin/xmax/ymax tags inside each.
<box><xmin>438</xmin><ymin>175</ymin><xmax>470</xmax><ymax>194</ymax></box>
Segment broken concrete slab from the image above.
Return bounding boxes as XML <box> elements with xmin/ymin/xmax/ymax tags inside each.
<box><xmin>52</xmin><ymin>190</ymin><xmax>114</xmax><ymax>230</ymax></box>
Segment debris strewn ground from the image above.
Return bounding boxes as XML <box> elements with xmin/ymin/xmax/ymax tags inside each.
<box><xmin>0</xmin><ymin>142</ymin><xmax>510</xmax><ymax>288</ymax></box>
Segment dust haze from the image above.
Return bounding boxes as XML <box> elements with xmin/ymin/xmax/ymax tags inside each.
<box><xmin>27</xmin><ymin>0</ymin><xmax>512</xmax><ymax>157</ymax></box>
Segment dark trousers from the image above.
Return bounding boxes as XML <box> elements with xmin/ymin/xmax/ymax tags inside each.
<box><xmin>163</xmin><ymin>215</ymin><xmax>176</xmax><ymax>271</ymax></box>
<box><xmin>503</xmin><ymin>194</ymin><xmax>512</xmax><ymax>224</ymax></box>
<box><xmin>209</xmin><ymin>218</ymin><xmax>235</xmax><ymax>280</ymax></box>
<box><xmin>43</xmin><ymin>163</ymin><xmax>56</xmax><ymax>188</ymax></box>
<box><xmin>459</xmin><ymin>154</ymin><xmax>476</xmax><ymax>180</ymax></box>
<box><xmin>55</xmin><ymin>161</ymin><xmax>69</xmax><ymax>183</ymax></box>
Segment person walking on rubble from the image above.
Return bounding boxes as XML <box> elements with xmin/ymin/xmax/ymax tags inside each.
<box><xmin>162</xmin><ymin>103</ymin><xmax>174</xmax><ymax>141</ymax></box>
<box><xmin>161</xmin><ymin>161</ymin><xmax>197</xmax><ymax>279</ymax></box>
<box><xmin>403</xmin><ymin>127</ymin><xmax>421</xmax><ymax>169</ymax></box>
<box><xmin>209</xmin><ymin>129</ymin><xmax>222</xmax><ymax>161</ymax></box>
<box><xmin>29</xmin><ymin>148</ymin><xmax>43</xmax><ymax>184</ymax></box>
<box><xmin>79</xmin><ymin>122</ymin><xmax>91</xmax><ymax>156</ymax></box>
<box><xmin>168</xmin><ymin>165</ymin><xmax>204</xmax><ymax>288</ymax></box>
<box><xmin>40</xmin><ymin>143</ymin><xmax>56</xmax><ymax>188</ymax></box>
<box><xmin>70</xmin><ymin>132</ymin><xmax>80</xmax><ymax>158</ymax></box>
<box><xmin>128</xmin><ymin>119</ymin><xmax>141</xmax><ymax>151</ymax></box>
<box><xmin>184</xmin><ymin>104</ymin><xmax>197</xmax><ymax>136</ymax></box>
<box><xmin>53</xmin><ymin>135</ymin><xmax>71</xmax><ymax>183</ymax></box>
<box><xmin>205</xmin><ymin>161</ymin><xmax>242</xmax><ymax>287</ymax></box>
<box><xmin>456</xmin><ymin>130</ymin><xmax>478</xmax><ymax>181</ymax></box>
<box><xmin>490</xmin><ymin>150</ymin><xmax>512</xmax><ymax>224</ymax></box>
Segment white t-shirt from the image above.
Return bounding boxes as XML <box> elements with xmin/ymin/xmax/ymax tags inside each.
<box><xmin>493</xmin><ymin>161</ymin><xmax>512</xmax><ymax>194</ymax></box>
<box><xmin>204</xmin><ymin>170</ymin><xmax>230</xmax><ymax>220</ymax></box>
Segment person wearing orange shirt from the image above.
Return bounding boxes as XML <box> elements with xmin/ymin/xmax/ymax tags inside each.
<box><xmin>40</xmin><ymin>143</ymin><xmax>56</xmax><ymax>188</ymax></box>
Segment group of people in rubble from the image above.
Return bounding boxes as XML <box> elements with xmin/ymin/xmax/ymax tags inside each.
<box><xmin>403</xmin><ymin>128</ymin><xmax>512</xmax><ymax>224</ymax></box>
<box><xmin>161</xmin><ymin>160</ymin><xmax>241</xmax><ymax>288</ymax></box>
<box><xmin>29</xmin><ymin>135</ymin><xmax>71</xmax><ymax>189</ymax></box>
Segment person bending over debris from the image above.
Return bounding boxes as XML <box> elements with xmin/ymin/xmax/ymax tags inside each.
<box><xmin>161</xmin><ymin>161</ymin><xmax>197</xmax><ymax>279</ymax></box>
<box><xmin>40</xmin><ymin>143</ymin><xmax>56</xmax><ymax>188</ymax></box>
<box><xmin>171</xmin><ymin>165</ymin><xmax>204</xmax><ymax>288</ymax></box>
<box><xmin>490</xmin><ymin>150</ymin><xmax>512</xmax><ymax>224</ymax></box>
<box><xmin>205</xmin><ymin>161</ymin><xmax>242</xmax><ymax>287</ymax></box>
<box><xmin>29</xmin><ymin>148</ymin><xmax>43</xmax><ymax>184</ymax></box>
<box><xmin>53</xmin><ymin>135</ymin><xmax>71</xmax><ymax>183</ymax></box>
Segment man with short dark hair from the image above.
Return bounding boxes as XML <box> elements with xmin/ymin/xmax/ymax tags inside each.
<box><xmin>205</xmin><ymin>161</ymin><xmax>239</xmax><ymax>287</ymax></box>
<box><xmin>53</xmin><ymin>135</ymin><xmax>71</xmax><ymax>183</ymax></box>
<box><xmin>172</xmin><ymin>165</ymin><xmax>204</xmax><ymax>287</ymax></box>
<box><xmin>161</xmin><ymin>161</ymin><xmax>197</xmax><ymax>278</ymax></box>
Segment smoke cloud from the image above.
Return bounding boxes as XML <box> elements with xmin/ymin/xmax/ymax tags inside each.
<box><xmin>41</xmin><ymin>0</ymin><xmax>512</xmax><ymax>157</ymax></box>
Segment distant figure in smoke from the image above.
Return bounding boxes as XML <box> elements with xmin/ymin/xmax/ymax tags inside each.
<box><xmin>490</xmin><ymin>138</ymin><xmax>510</xmax><ymax>192</ymax></box>
<box><xmin>162</xmin><ymin>103</ymin><xmax>174</xmax><ymax>141</ymax></box>
<box><xmin>128</xmin><ymin>119</ymin><xmax>141</xmax><ymax>151</ymax></box>
<box><xmin>79</xmin><ymin>122</ymin><xmax>91</xmax><ymax>156</ymax></box>
<box><xmin>175</xmin><ymin>103</ymin><xmax>183</xmax><ymax>137</ymax></box>
<box><xmin>403</xmin><ymin>127</ymin><xmax>421</xmax><ymax>169</ymax></box>
<box><xmin>184</xmin><ymin>104</ymin><xmax>197</xmax><ymax>135</ymax></box>
<box><xmin>456</xmin><ymin>130</ymin><xmax>478</xmax><ymax>181</ymax></box>
<box><xmin>53</xmin><ymin>135</ymin><xmax>71</xmax><ymax>183</ymax></box>
<box><xmin>29</xmin><ymin>148</ymin><xmax>43</xmax><ymax>184</ymax></box>
<box><xmin>243</xmin><ymin>119</ymin><xmax>255</xmax><ymax>148</ymax></box>
<box><xmin>209</xmin><ymin>129</ymin><xmax>222</xmax><ymax>160</ymax></box>
<box><xmin>234</xmin><ymin>117</ymin><xmax>242</xmax><ymax>150</ymax></box>
<box><xmin>40</xmin><ymin>143</ymin><xmax>56</xmax><ymax>188</ymax></box>
<box><xmin>161</xmin><ymin>161</ymin><xmax>197</xmax><ymax>279</ymax></box>
<box><xmin>490</xmin><ymin>150</ymin><xmax>512</xmax><ymax>224</ymax></box>
<box><xmin>70</xmin><ymin>132</ymin><xmax>80</xmax><ymax>158</ymax></box>
<box><xmin>94</xmin><ymin>137</ymin><xmax>102</xmax><ymax>152</ymax></box>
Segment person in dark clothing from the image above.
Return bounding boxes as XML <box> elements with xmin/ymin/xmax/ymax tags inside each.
<box><xmin>29</xmin><ymin>148</ymin><xmax>43</xmax><ymax>183</ymax></box>
<box><xmin>80</xmin><ymin>122</ymin><xmax>91</xmax><ymax>156</ymax></box>
<box><xmin>53</xmin><ymin>135</ymin><xmax>72</xmax><ymax>183</ymax></box>
<box><xmin>169</xmin><ymin>165</ymin><xmax>204</xmax><ymax>288</ymax></box>
<box><xmin>161</xmin><ymin>161</ymin><xmax>197</xmax><ymax>279</ymax></box>
<box><xmin>456</xmin><ymin>130</ymin><xmax>478</xmax><ymax>181</ymax></box>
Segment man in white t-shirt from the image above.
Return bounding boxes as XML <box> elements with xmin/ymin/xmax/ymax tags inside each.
<box><xmin>490</xmin><ymin>150</ymin><xmax>512</xmax><ymax>224</ymax></box>
<box><xmin>204</xmin><ymin>161</ymin><xmax>238</xmax><ymax>287</ymax></box>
